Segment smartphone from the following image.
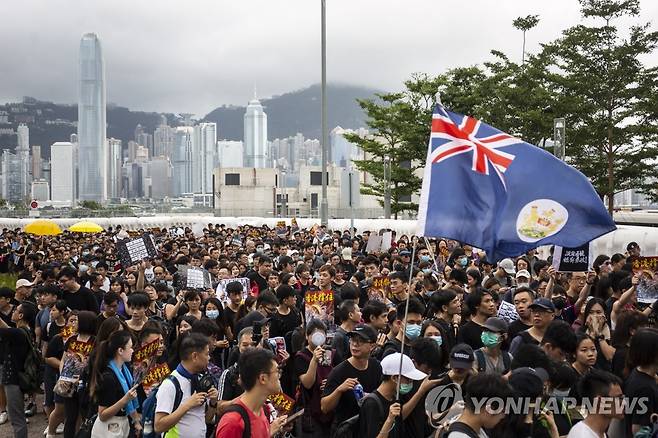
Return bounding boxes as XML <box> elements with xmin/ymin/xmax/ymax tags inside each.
<box><xmin>282</xmin><ymin>409</ymin><xmax>305</xmax><ymax>426</ymax></box>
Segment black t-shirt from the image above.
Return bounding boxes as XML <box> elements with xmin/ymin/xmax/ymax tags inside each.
<box><xmin>611</xmin><ymin>346</ymin><xmax>628</xmax><ymax>380</ymax></box>
<box><xmin>508</xmin><ymin>319</ymin><xmax>532</xmax><ymax>342</ymax></box>
<box><xmin>624</xmin><ymin>368</ymin><xmax>658</xmax><ymax>433</ymax></box>
<box><xmin>294</xmin><ymin>348</ymin><xmax>335</xmax><ymax>422</ymax></box>
<box><xmin>96</xmin><ymin>369</ymin><xmax>128</xmax><ymax>415</ymax></box>
<box><xmin>63</xmin><ymin>286</ymin><xmax>99</xmax><ymax>313</ymax></box>
<box><xmin>246</xmin><ymin>271</ymin><xmax>268</xmax><ymax>295</ymax></box>
<box><xmin>457</xmin><ymin>320</ymin><xmax>485</xmax><ymax>350</ymax></box>
<box><xmin>223</xmin><ymin>306</ymin><xmax>238</xmax><ymax>333</ymax></box>
<box><xmin>46</xmin><ymin>334</ymin><xmax>65</xmax><ymax>361</ymax></box>
<box><xmin>358</xmin><ymin>391</ymin><xmax>400</xmax><ymax>438</ymax></box>
<box><xmin>322</xmin><ymin>357</ymin><xmax>382</xmax><ymax>425</ymax></box>
<box><xmin>381</xmin><ymin>338</ymin><xmax>402</xmax><ymax>359</ymax></box>
<box><xmin>269</xmin><ymin>309</ymin><xmax>302</xmax><ymax>340</ymax></box>
<box><xmin>219</xmin><ymin>364</ymin><xmax>242</xmax><ymax>401</ymax></box>
<box><xmin>0</xmin><ymin>327</ymin><xmax>31</xmax><ymax>385</ymax></box>
<box><xmin>234</xmin><ymin>310</ymin><xmax>266</xmax><ymax>335</ymax></box>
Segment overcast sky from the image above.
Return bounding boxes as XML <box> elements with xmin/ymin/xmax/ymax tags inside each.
<box><xmin>1</xmin><ymin>0</ymin><xmax>657</xmax><ymax>116</ymax></box>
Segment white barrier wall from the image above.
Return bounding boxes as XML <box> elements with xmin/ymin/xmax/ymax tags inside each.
<box><xmin>1</xmin><ymin>216</ymin><xmax>655</xmax><ymax>257</ymax></box>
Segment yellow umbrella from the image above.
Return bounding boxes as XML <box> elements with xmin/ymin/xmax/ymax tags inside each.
<box><xmin>24</xmin><ymin>219</ymin><xmax>62</xmax><ymax>236</ymax></box>
<box><xmin>69</xmin><ymin>221</ymin><xmax>104</xmax><ymax>233</ymax></box>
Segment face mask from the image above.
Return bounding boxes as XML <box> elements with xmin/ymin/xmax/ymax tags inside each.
<box><xmin>256</xmin><ymin>248</ymin><xmax>264</xmax><ymax>254</ymax></box>
<box><xmin>205</xmin><ymin>310</ymin><xmax>219</xmax><ymax>320</ymax></box>
<box><xmin>459</xmin><ymin>258</ymin><xmax>468</xmax><ymax>267</ymax></box>
<box><xmin>425</xmin><ymin>290</ymin><xmax>435</xmax><ymax>297</ymax></box>
<box><xmin>517</xmin><ymin>282</ymin><xmax>529</xmax><ymax>288</ymax></box>
<box><xmin>429</xmin><ymin>335</ymin><xmax>443</xmax><ymax>347</ymax></box>
<box><xmin>405</xmin><ymin>323</ymin><xmax>421</xmax><ymax>340</ymax></box>
<box><xmin>419</xmin><ymin>255</ymin><xmax>431</xmax><ymax>263</ymax></box>
<box><xmin>79</xmin><ymin>264</ymin><xmax>89</xmax><ymax>273</ymax></box>
<box><xmin>311</xmin><ymin>331</ymin><xmax>326</xmax><ymax>347</ymax></box>
<box><xmin>82</xmin><ymin>250</ymin><xmax>90</xmax><ymax>256</ymax></box>
<box><xmin>481</xmin><ymin>332</ymin><xmax>501</xmax><ymax>347</ymax></box>
<box><xmin>399</xmin><ymin>382</ymin><xmax>414</xmax><ymax>395</ymax></box>
<box><xmin>552</xmin><ymin>388</ymin><xmax>570</xmax><ymax>398</ymax></box>
<box><xmin>422</xmin><ymin>268</ymin><xmax>432</xmax><ymax>275</ymax></box>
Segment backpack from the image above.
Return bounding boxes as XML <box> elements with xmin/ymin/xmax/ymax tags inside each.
<box><xmin>223</xmin><ymin>404</ymin><xmax>252</xmax><ymax>438</ymax></box>
<box><xmin>474</xmin><ymin>349</ymin><xmax>511</xmax><ymax>374</ymax></box>
<box><xmin>440</xmin><ymin>421</ymin><xmax>482</xmax><ymax>438</ymax></box>
<box><xmin>333</xmin><ymin>393</ymin><xmax>384</xmax><ymax>438</ymax></box>
<box><xmin>17</xmin><ymin>327</ymin><xmax>43</xmax><ymax>393</ymax></box>
<box><xmin>142</xmin><ymin>374</ymin><xmax>184</xmax><ymax>438</ymax></box>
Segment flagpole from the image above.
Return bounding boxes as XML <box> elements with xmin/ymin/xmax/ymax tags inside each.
<box><xmin>424</xmin><ymin>237</ymin><xmax>440</xmax><ymax>273</ymax></box>
<box><xmin>396</xmin><ymin>236</ymin><xmax>418</xmax><ymax>400</ymax></box>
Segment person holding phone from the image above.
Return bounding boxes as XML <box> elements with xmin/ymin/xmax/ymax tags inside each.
<box><xmin>90</xmin><ymin>330</ymin><xmax>141</xmax><ymax>438</ymax></box>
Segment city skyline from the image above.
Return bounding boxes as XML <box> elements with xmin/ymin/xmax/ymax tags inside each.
<box><xmin>2</xmin><ymin>0</ymin><xmax>657</xmax><ymax>115</ymax></box>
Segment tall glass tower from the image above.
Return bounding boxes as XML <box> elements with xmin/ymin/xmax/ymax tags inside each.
<box><xmin>78</xmin><ymin>33</ymin><xmax>106</xmax><ymax>202</ymax></box>
<box><xmin>243</xmin><ymin>97</ymin><xmax>267</xmax><ymax>168</ymax></box>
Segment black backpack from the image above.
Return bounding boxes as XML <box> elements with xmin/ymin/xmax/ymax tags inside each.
<box><xmin>17</xmin><ymin>327</ymin><xmax>43</xmax><ymax>393</ymax></box>
<box><xmin>441</xmin><ymin>421</ymin><xmax>482</xmax><ymax>438</ymax></box>
<box><xmin>223</xmin><ymin>404</ymin><xmax>252</xmax><ymax>438</ymax></box>
<box><xmin>333</xmin><ymin>393</ymin><xmax>385</xmax><ymax>438</ymax></box>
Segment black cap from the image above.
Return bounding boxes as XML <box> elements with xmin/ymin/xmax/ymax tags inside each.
<box><xmin>529</xmin><ymin>297</ymin><xmax>556</xmax><ymax>313</ymax></box>
<box><xmin>627</xmin><ymin>242</ymin><xmax>639</xmax><ymax>251</ymax></box>
<box><xmin>347</xmin><ymin>324</ymin><xmax>378</xmax><ymax>343</ymax></box>
<box><xmin>449</xmin><ymin>343</ymin><xmax>474</xmax><ymax>369</ymax></box>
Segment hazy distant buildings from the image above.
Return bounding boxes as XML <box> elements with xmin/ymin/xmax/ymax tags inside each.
<box><xmin>153</xmin><ymin>116</ymin><xmax>175</xmax><ymax>158</ymax></box>
<box><xmin>16</xmin><ymin>123</ymin><xmax>31</xmax><ymax>199</ymax></box>
<box><xmin>31</xmin><ymin>179</ymin><xmax>49</xmax><ymax>202</ymax></box>
<box><xmin>77</xmin><ymin>33</ymin><xmax>107</xmax><ymax>202</ymax></box>
<box><xmin>192</xmin><ymin>122</ymin><xmax>217</xmax><ymax>195</ymax></box>
<box><xmin>172</xmin><ymin>126</ymin><xmax>194</xmax><ymax>195</ymax></box>
<box><xmin>1</xmin><ymin>150</ymin><xmax>22</xmax><ymax>203</ymax></box>
<box><xmin>146</xmin><ymin>156</ymin><xmax>173</xmax><ymax>199</ymax></box>
<box><xmin>330</xmin><ymin>127</ymin><xmax>367</xmax><ymax>168</ymax></box>
<box><xmin>50</xmin><ymin>142</ymin><xmax>75</xmax><ymax>203</ymax></box>
<box><xmin>106</xmin><ymin>138</ymin><xmax>122</xmax><ymax>199</ymax></box>
<box><xmin>31</xmin><ymin>145</ymin><xmax>42</xmax><ymax>180</ymax></box>
<box><xmin>218</xmin><ymin>141</ymin><xmax>244</xmax><ymax>168</ymax></box>
<box><xmin>244</xmin><ymin>97</ymin><xmax>268</xmax><ymax>168</ymax></box>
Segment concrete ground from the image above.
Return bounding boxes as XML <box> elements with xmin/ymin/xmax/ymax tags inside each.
<box><xmin>0</xmin><ymin>393</ymin><xmax>53</xmax><ymax>438</ymax></box>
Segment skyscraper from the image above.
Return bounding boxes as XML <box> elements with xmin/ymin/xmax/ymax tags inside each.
<box><xmin>154</xmin><ymin>116</ymin><xmax>175</xmax><ymax>158</ymax></box>
<box><xmin>244</xmin><ymin>97</ymin><xmax>268</xmax><ymax>168</ymax></box>
<box><xmin>50</xmin><ymin>142</ymin><xmax>74</xmax><ymax>203</ymax></box>
<box><xmin>106</xmin><ymin>138</ymin><xmax>122</xmax><ymax>199</ymax></box>
<box><xmin>31</xmin><ymin>145</ymin><xmax>42</xmax><ymax>180</ymax></box>
<box><xmin>77</xmin><ymin>33</ymin><xmax>107</xmax><ymax>202</ymax></box>
<box><xmin>1</xmin><ymin>150</ymin><xmax>22</xmax><ymax>203</ymax></box>
<box><xmin>192</xmin><ymin>123</ymin><xmax>217</xmax><ymax>195</ymax></box>
<box><xmin>172</xmin><ymin>127</ymin><xmax>194</xmax><ymax>195</ymax></box>
<box><xmin>16</xmin><ymin>123</ymin><xmax>31</xmax><ymax>199</ymax></box>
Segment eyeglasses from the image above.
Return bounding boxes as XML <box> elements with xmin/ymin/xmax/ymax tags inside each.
<box><xmin>348</xmin><ymin>337</ymin><xmax>372</xmax><ymax>346</ymax></box>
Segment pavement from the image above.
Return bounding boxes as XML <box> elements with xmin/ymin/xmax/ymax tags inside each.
<box><xmin>0</xmin><ymin>393</ymin><xmax>51</xmax><ymax>438</ymax></box>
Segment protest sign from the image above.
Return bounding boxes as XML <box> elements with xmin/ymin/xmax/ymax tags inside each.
<box><xmin>366</xmin><ymin>234</ymin><xmax>383</xmax><ymax>254</ymax></box>
<box><xmin>184</xmin><ymin>267</ymin><xmax>211</xmax><ymax>290</ymax></box>
<box><xmin>368</xmin><ymin>275</ymin><xmax>390</xmax><ymax>301</ymax></box>
<box><xmin>269</xmin><ymin>392</ymin><xmax>295</xmax><ymax>416</ymax></box>
<box><xmin>216</xmin><ymin>277</ymin><xmax>250</xmax><ymax>306</ymax></box>
<box><xmin>59</xmin><ymin>324</ymin><xmax>76</xmax><ymax>341</ymax></box>
<box><xmin>140</xmin><ymin>362</ymin><xmax>171</xmax><ymax>396</ymax></box>
<box><xmin>632</xmin><ymin>257</ymin><xmax>658</xmax><ymax>304</ymax></box>
<box><xmin>552</xmin><ymin>242</ymin><xmax>593</xmax><ymax>272</ymax></box>
<box><xmin>305</xmin><ymin>290</ymin><xmax>334</xmax><ymax>328</ymax></box>
<box><xmin>59</xmin><ymin>338</ymin><xmax>94</xmax><ymax>385</ymax></box>
<box><xmin>132</xmin><ymin>338</ymin><xmax>162</xmax><ymax>385</ymax></box>
<box><xmin>291</xmin><ymin>218</ymin><xmax>300</xmax><ymax>233</ymax></box>
<box><xmin>497</xmin><ymin>300</ymin><xmax>519</xmax><ymax>322</ymax></box>
<box><xmin>276</xmin><ymin>221</ymin><xmax>287</xmax><ymax>236</ymax></box>
<box><xmin>116</xmin><ymin>233</ymin><xmax>158</xmax><ymax>266</ymax></box>
<box><xmin>381</xmin><ymin>231</ymin><xmax>392</xmax><ymax>252</ymax></box>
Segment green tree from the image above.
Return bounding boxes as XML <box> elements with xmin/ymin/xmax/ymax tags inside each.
<box><xmin>344</xmin><ymin>74</ymin><xmax>444</xmax><ymax>218</ymax></box>
<box><xmin>79</xmin><ymin>200</ymin><xmax>102</xmax><ymax>210</ymax></box>
<box><xmin>513</xmin><ymin>15</ymin><xmax>540</xmax><ymax>64</ymax></box>
<box><xmin>545</xmin><ymin>0</ymin><xmax>658</xmax><ymax>213</ymax></box>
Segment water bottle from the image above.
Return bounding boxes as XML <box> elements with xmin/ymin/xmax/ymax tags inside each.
<box><xmin>353</xmin><ymin>383</ymin><xmax>364</xmax><ymax>402</ymax></box>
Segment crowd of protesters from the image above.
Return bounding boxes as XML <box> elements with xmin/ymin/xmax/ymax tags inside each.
<box><xmin>0</xmin><ymin>223</ymin><xmax>656</xmax><ymax>438</ymax></box>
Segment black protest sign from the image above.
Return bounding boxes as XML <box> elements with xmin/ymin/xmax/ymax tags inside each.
<box><xmin>116</xmin><ymin>234</ymin><xmax>158</xmax><ymax>266</ymax></box>
<box><xmin>552</xmin><ymin>242</ymin><xmax>592</xmax><ymax>272</ymax></box>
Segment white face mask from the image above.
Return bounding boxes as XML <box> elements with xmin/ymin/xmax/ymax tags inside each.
<box><xmin>311</xmin><ymin>331</ymin><xmax>326</xmax><ymax>347</ymax></box>
<box><xmin>552</xmin><ymin>388</ymin><xmax>570</xmax><ymax>398</ymax></box>
<box><xmin>517</xmin><ymin>282</ymin><xmax>529</xmax><ymax>288</ymax></box>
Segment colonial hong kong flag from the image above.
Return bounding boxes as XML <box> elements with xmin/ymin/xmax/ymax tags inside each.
<box><xmin>417</xmin><ymin>105</ymin><xmax>616</xmax><ymax>261</ymax></box>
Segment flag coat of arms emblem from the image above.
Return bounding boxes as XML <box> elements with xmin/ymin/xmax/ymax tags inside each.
<box><xmin>417</xmin><ymin>105</ymin><xmax>616</xmax><ymax>261</ymax></box>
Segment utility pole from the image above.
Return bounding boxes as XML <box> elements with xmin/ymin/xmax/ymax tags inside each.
<box><xmin>320</xmin><ymin>0</ymin><xmax>329</xmax><ymax>226</ymax></box>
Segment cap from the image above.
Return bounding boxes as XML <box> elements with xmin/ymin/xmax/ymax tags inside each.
<box><xmin>341</xmin><ymin>247</ymin><xmax>353</xmax><ymax>261</ymax></box>
<box><xmin>479</xmin><ymin>257</ymin><xmax>493</xmax><ymax>266</ymax></box>
<box><xmin>627</xmin><ymin>242</ymin><xmax>639</xmax><ymax>251</ymax></box>
<box><xmin>15</xmin><ymin>279</ymin><xmax>34</xmax><ymax>289</ymax></box>
<box><xmin>509</xmin><ymin>367</ymin><xmax>548</xmax><ymax>398</ymax></box>
<box><xmin>515</xmin><ymin>269</ymin><xmax>531</xmax><ymax>279</ymax></box>
<box><xmin>529</xmin><ymin>297</ymin><xmax>556</xmax><ymax>313</ymax></box>
<box><xmin>400</xmin><ymin>250</ymin><xmax>412</xmax><ymax>257</ymax></box>
<box><xmin>498</xmin><ymin>258</ymin><xmax>515</xmax><ymax>275</ymax></box>
<box><xmin>449</xmin><ymin>343</ymin><xmax>475</xmax><ymax>369</ymax></box>
<box><xmin>482</xmin><ymin>317</ymin><xmax>509</xmax><ymax>333</ymax></box>
<box><xmin>381</xmin><ymin>353</ymin><xmax>428</xmax><ymax>380</ymax></box>
<box><xmin>347</xmin><ymin>324</ymin><xmax>378</xmax><ymax>343</ymax></box>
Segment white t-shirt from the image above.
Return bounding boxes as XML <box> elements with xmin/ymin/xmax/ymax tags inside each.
<box><xmin>155</xmin><ymin>370</ymin><xmax>207</xmax><ymax>438</ymax></box>
<box><xmin>447</xmin><ymin>431</ymin><xmax>488</xmax><ymax>438</ymax></box>
<box><xmin>567</xmin><ymin>421</ymin><xmax>606</xmax><ymax>438</ymax></box>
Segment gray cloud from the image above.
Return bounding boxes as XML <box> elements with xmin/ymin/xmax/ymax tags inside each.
<box><xmin>1</xmin><ymin>0</ymin><xmax>656</xmax><ymax>116</ymax></box>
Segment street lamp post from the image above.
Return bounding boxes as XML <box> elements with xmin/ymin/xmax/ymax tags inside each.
<box><xmin>320</xmin><ymin>0</ymin><xmax>329</xmax><ymax>226</ymax></box>
<box><xmin>384</xmin><ymin>155</ymin><xmax>391</xmax><ymax>219</ymax></box>
<box><xmin>281</xmin><ymin>170</ymin><xmax>287</xmax><ymax>218</ymax></box>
